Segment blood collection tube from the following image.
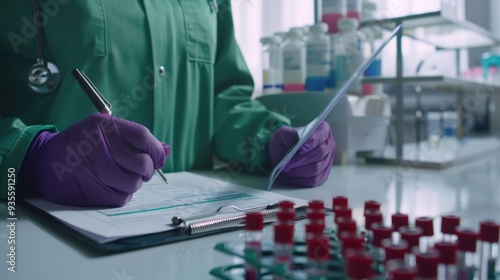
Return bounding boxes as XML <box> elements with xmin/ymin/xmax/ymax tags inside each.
<box><xmin>414</xmin><ymin>247</ymin><xmax>440</xmax><ymax>280</ymax></box>
<box><xmin>337</xmin><ymin>217</ymin><xmax>357</xmax><ymax>235</ymax></box>
<box><xmin>416</xmin><ymin>217</ymin><xmax>434</xmax><ymax>252</ymax></box>
<box><xmin>386</xmin><ymin>259</ymin><xmax>418</xmax><ymax>280</ymax></box>
<box><xmin>371</xmin><ymin>223</ymin><xmax>394</xmax><ymax>262</ymax></box>
<box><xmin>441</xmin><ymin>215</ymin><xmax>460</xmax><ymax>242</ymax></box>
<box><xmin>434</xmin><ymin>241</ymin><xmax>458</xmax><ymax>280</ymax></box>
<box><xmin>455</xmin><ymin>228</ymin><xmax>478</xmax><ymax>280</ymax></box>
<box><xmin>307</xmin><ymin>200</ymin><xmax>325</xmax><ymax>223</ymax></box>
<box><xmin>478</xmin><ymin>221</ymin><xmax>499</xmax><ymax>280</ymax></box>
<box><xmin>307</xmin><ymin>235</ymin><xmax>330</xmax><ymax>278</ymax></box>
<box><xmin>382</xmin><ymin>238</ymin><xmax>409</xmax><ymax>263</ymax></box>
<box><xmin>340</xmin><ymin>231</ymin><xmax>365</xmax><ymax>257</ymax></box>
<box><xmin>400</xmin><ymin>226</ymin><xmax>423</xmax><ymax>266</ymax></box>
<box><xmin>333</xmin><ymin>205</ymin><xmax>352</xmax><ymax>223</ymax></box>
<box><xmin>245</xmin><ymin>212</ymin><xmax>263</xmax><ymax>280</ymax></box>
<box><xmin>274</xmin><ymin>223</ymin><xmax>295</xmax><ymax>280</ymax></box>
<box><xmin>278</xmin><ymin>200</ymin><xmax>295</xmax><ymax>212</ymax></box>
<box><xmin>277</xmin><ymin>210</ymin><xmax>295</xmax><ymax>225</ymax></box>
<box><xmin>346</xmin><ymin>249</ymin><xmax>373</xmax><ymax>280</ymax></box>
<box><xmin>364</xmin><ymin>209</ymin><xmax>383</xmax><ymax>243</ymax></box>
<box><xmin>392</xmin><ymin>213</ymin><xmax>409</xmax><ymax>243</ymax></box>
<box><xmin>333</xmin><ymin>196</ymin><xmax>348</xmax><ymax>207</ymax></box>
<box><xmin>364</xmin><ymin>200</ymin><xmax>381</xmax><ymax>211</ymax></box>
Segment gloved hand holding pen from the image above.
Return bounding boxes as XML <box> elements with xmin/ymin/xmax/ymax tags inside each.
<box><xmin>268</xmin><ymin>121</ymin><xmax>335</xmax><ymax>187</ymax></box>
<box><xmin>19</xmin><ymin>113</ymin><xmax>170</xmax><ymax>207</ymax></box>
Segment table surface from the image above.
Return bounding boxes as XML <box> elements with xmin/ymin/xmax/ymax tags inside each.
<box><xmin>2</xmin><ymin>152</ymin><xmax>500</xmax><ymax>280</ymax></box>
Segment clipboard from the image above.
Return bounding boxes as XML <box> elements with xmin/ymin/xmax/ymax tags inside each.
<box><xmin>20</xmin><ymin>200</ymin><xmax>310</xmax><ymax>252</ymax></box>
<box><xmin>266</xmin><ymin>24</ymin><xmax>402</xmax><ymax>190</ymax></box>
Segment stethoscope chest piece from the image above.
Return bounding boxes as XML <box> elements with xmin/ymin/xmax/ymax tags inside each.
<box><xmin>28</xmin><ymin>61</ymin><xmax>60</xmax><ymax>94</ymax></box>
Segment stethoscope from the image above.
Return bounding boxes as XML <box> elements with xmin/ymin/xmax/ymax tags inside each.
<box><xmin>28</xmin><ymin>0</ymin><xmax>60</xmax><ymax>94</ymax></box>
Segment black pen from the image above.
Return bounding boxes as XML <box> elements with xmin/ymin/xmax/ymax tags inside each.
<box><xmin>71</xmin><ymin>68</ymin><xmax>168</xmax><ymax>185</ymax></box>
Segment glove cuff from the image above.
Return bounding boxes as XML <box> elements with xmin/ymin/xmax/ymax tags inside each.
<box><xmin>19</xmin><ymin>131</ymin><xmax>57</xmax><ymax>197</ymax></box>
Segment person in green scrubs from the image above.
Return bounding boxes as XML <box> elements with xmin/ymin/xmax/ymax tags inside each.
<box><xmin>0</xmin><ymin>0</ymin><xmax>335</xmax><ymax>206</ymax></box>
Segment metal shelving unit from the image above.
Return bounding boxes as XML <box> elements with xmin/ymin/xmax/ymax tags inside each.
<box><xmin>359</xmin><ymin>1</ymin><xmax>500</xmax><ymax>168</ymax></box>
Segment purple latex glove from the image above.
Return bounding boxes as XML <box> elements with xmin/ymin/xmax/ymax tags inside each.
<box><xmin>268</xmin><ymin>121</ymin><xmax>335</xmax><ymax>187</ymax></box>
<box><xmin>20</xmin><ymin>113</ymin><xmax>170</xmax><ymax>207</ymax></box>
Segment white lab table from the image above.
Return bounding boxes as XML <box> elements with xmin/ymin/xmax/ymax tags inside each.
<box><xmin>1</xmin><ymin>152</ymin><xmax>500</xmax><ymax>280</ymax></box>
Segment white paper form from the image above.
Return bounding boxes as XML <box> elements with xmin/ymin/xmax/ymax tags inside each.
<box><xmin>24</xmin><ymin>172</ymin><xmax>308</xmax><ymax>244</ymax></box>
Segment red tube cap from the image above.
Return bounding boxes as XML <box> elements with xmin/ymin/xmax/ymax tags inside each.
<box><xmin>456</xmin><ymin>227</ymin><xmax>479</xmax><ymax>252</ymax></box>
<box><xmin>277</xmin><ymin>210</ymin><xmax>295</xmax><ymax>222</ymax></box>
<box><xmin>415</xmin><ymin>217</ymin><xmax>434</xmax><ymax>236</ymax></box>
<box><xmin>434</xmin><ymin>241</ymin><xmax>458</xmax><ymax>264</ymax></box>
<box><xmin>382</xmin><ymin>238</ymin><xmax>409</xmax><ymax>262</ymax></box>
<box><xmin>364</xmin><ymin>210</ymin><xmax>383</xmax><ymax>230</ymax></box>
<box><xmin>340</xmin><ymin>232</ymin><xmax>364</xmax><ymax>255</ymax></box>
<box><xmin>441</xmin><ymin>215</ymin><xmax>460</xmax><ymax>235</ymax></box>
<box><xmin>333</xmin><ymin>206</ymin><xmax>352</xmax><ymax>221</ymax></box>
<box><xmin>307</xmin><ymin>211</ymin><xmax>326</xmax><ymax>223</ymax></box>
<box><xmin>333</xmin><ymin>196</ymin><xmax>348</xmax><ymax>207</ymax></box>
<box><xmin>479</xmin><ymin>221</ymin><xmax>500</xmax><ymax>243</ymax></box>
<box><xmin>337</xmin><ymin>217</ymin><xmax>357</xmax><ymax>235</ymax></box>
<box><xmin>245</xmin><ymin>212</ymin><xmax>263</xmax><ymax>230</ymax></box>
<box><xmin>414</xmin><ymin>248</ymin><xmax>440</xmax><ymax>278</ymax></box>
<box><xmin>308</xmin><ymin>200</ymin><xmax>324</xmax><ymax>211</ymax></box>
<box><xmin>399</xmin><ymin>226</ymin><xmax>423</xmax><ymax>249</ymax></box>
<box><xmin>274</xmin><ymin>223</ymin><xmax>294</xmax><ymax>244</ymax></box>
<box><xmin>306</xmin><ymin>223</ymin><xmax>325</xmax><ymax>237</ymax></box>
<box><xmin>307</xmin><ymin>236</ymin><xmax>330</xmax><ymax>261</ymax></box>
<box><xmin>372</xmin><ymin>223</ymin><xmax>394</xmax><ymax>247</ymax></box>
<box><xmin>391</xmin><ymin>213</ymin><xmax>409</xmax><ymax>232</ymax></box>
<box><xmin>392</xmin><ymin>266</ymin><xmax>418</xmax><ymax>280</ymax></box>
<box><xmin>346</xmin><ymin>249</ymin><xmax>373</xmax><ymax>279</ymax></box>
<box><xmin>278</xmin><ymin>200</ymin><xmax>295</xmax><ymax>211</ymax></box>
<box><xmin>364</xmin><ymin>200</ymin><xmax>381</xmax><ymax>211</ymax></box>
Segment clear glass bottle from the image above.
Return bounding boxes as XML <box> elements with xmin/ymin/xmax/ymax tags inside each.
<box><xmin>427</xmin><ymin>112</ymin><xmax>442</xmax><ymax>149</ymax></box>
<box><xmin>282</xmin><ymin>29</ymin><xmax>306</xmax><ymax>92</ymax></box>
<box><xmin>260</xmin><ymin>36</ymin><xmax>283</xmax><ymax>95</ymax></box>
<box><xmin>333</xmin><ymin>18</ymin><xmax>364</xmax><ymax>95</ymax></box>
<box><xmin>306</xmin><ymin>23</ymin><xmax>331</xmax><ymax>92</ymax></box>
<box><xmin>440</xmin><ymin>111</ymin><xmax>460</xmax><ymax>159</ymax></box>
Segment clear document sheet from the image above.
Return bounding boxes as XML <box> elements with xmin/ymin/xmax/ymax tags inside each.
<box><xmin>24</xmin><ymin>172</ymin><xmax>308</xmax><ymax>244</ymax></box>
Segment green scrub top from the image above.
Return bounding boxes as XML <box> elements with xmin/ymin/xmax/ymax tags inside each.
<box><xmin>0</xmin><ymin>0</ymin><xmax>290</xmax><ymax>200</ymax></box>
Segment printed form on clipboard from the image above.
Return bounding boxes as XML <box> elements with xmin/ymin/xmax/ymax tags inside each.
<box><xmin>24</xmin><ymin>172</ymin><xmax>309</xmax><ymax>244</ymax></box>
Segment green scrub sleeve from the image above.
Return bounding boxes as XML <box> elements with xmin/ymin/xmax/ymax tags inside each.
<box><xmin>0</xmin><ymin>117</ymin><xmax>56</xmax><ymax>200</ymax></box>
<box><xmin>213</xmin><ymin>0</ymin><xmax>291</xmax><ymax>173</ymax></box>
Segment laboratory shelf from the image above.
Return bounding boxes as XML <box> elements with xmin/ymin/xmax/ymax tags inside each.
<box><xmin>362</xmin><ymin>75</ymin><xmax>500</xmax><ymax>92</ymax></box>
<box><xmin>365</xmin><ymin>137</ymin><xmax>500</xmax><ymax>169</ymax></box>
<box><xmin>361</xmin><ymin>10</ymin><xmax>500</xmax><ymax>49</ymax></box>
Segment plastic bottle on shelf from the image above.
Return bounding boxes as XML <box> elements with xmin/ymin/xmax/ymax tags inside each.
<box><xmin>306</xmin><ymin>22</ymin><xmax>331</xmax><ymax>92</ymax></box>
<box><xmin>321</xmin><ymin>0</ymin><xmax>346</xmax><ymax>34</ymax></box>
<box><xmin>427</xmin><ymin>111</ymin><xmax>442</xmax><ymax>150</ymax></box>
<box><xmin>346</xmin><ymin>0</ymin><xmax>362</xmax><ymax>22</ymax></box>
<box><xmin>260</xmin><ymin>36</ymin><xmax>283</xmax><ymax>95</ymax></box>
<box><xmin>333</xmin><ymin>18</ymin><xmax>364</xmax><ymax>95</ymax></box>
<box><xmin>361</xmin><ymin>0</ymin><xmax>383</xmax><ymax>96</ymax></box>
<box><xmin>282</xmin><ymin>29</ymin><xmax>307</xmax><ymax>92</ymax></box>
<box><xmin>440</xmin><ymin>111</ymin><xmax>460</xmax><ymax>159</ymax></box>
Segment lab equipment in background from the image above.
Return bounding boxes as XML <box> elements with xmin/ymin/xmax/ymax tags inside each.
<box><xmin>346</xmin><ymin>0</ymin><xmax>362</xmax><ymax>22</ymax></box>
<box><xmin>361</xmin><ymin>0</ymin><xmax>383</xmax><ymax>96</ymax></box>
<box><xmin>482</xmin><ymin>52</ymin><xmax>500</xmax><ymax>82</ymax></box>
<box><xmin>260</xmin><ymin>36</ymin><xmax>283</xmax><ymax>95</ymax></box>
<box><xmin>427</xmin><ymin>111</ymin><xmax>442</xmax><ymax>150</ymax></box>
<box><xmin>321</xmin><ymin>0</ymin><xmax>346</xmax><ymax>34</ymax></box>
<box><xmin>306</xmin><ymin>23</ymin><xmax>331</xmax><ymax>92</ymax></box>
<box><xmin>333</xmin><ymin>18</ymin><xmax>364</xmax><ymax>95</ymax></box>
<box><xmin>282</xmin><ymin>29</ymin><xmax>307</xmax><ymax>92</ymax></box>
